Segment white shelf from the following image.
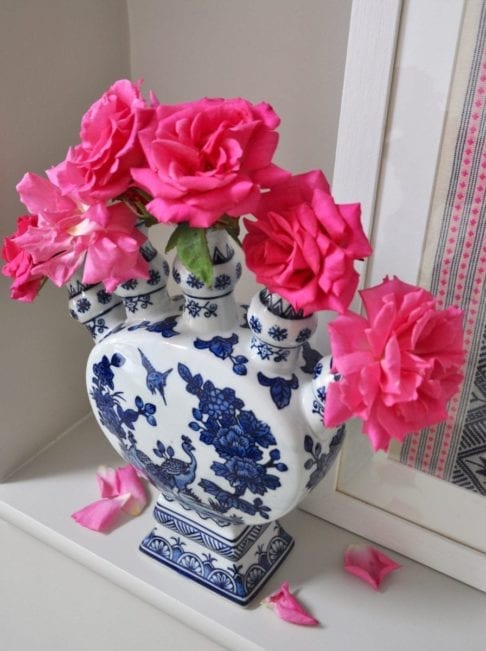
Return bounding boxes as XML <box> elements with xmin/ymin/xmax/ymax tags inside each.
<box><xmin>1</xmin><ymin>416</ymin><xmax>485</xmax><ymax>650</ymax></box>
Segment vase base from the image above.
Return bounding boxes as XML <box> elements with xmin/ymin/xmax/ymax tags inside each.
<box><xmin>139</xmin><ymin>510</ymin><xmax>294</xmax><ymax>605</ymax></box>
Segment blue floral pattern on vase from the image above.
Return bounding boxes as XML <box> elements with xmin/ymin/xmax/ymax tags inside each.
<box><xmin>296</xmin><ymin>327</ymin><xmax>312</xmax><ymax>343</ymax></box>
<box><xmin>193</xmin><ymin>334</ymin><xmax>248</xmax><ymax>375</ymax></box>
<box><xmin>90</xmin><ymin>353</ymin><xmax>158</xmax><ymax>441</ymax></box>
<box><xmin>187</xmin><ymin>274</ymin><xmax>205</xmax><ymax>289</ymax></box>
<box><xmin>250</xmin><ymin>336</ymin><xmax>290</xmax><ymax>363</ymax></box>
<box><xmin>257</xmin><ymin>372</ymin><xmax>299</xmax><ymax>409</ymax></box>
<box><xmin>185</xmin><ymin>299</ymin><xmax>218</xmax><ymax>318</ymax></box>
<box><xmin>179</xmin><ymin>363</ymin><xmax>288</xmax><ymax>520</ymax></box>
<box><xmin>304</xmin><ymin>426</ymin><xmax>346</xmax><ymax>490</ymax></box>
<box><xmin>214</xmin><ymin>273</ymin><xmax>231</xmax><ymax>290</ymax></box>
<box><xmin>248</xmin><ymin>315</ymin><xmax>262</xmax><ymax>333</ymax></box>
<box><xmin>267</xmin><ymin>325</ymin><xmax>288</xmax><ymax>342</ymax></box>
<box><xmin>89</xmin><ymin>353</ymin><xmax>289</xmax><ymax>525</ymax></box>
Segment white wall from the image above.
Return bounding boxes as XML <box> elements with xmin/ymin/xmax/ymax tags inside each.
<box><xmin>128</xmin><ymin>0</ymin><xmax>351</xmax><ymax>180</ymax></box>
<box><xmin>0</xmin><ymin>0</ymin><xmax>130</xmax><ymax>479</ymax></box>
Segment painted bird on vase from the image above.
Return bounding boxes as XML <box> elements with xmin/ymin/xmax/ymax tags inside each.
<box><xmin>138</xmin><ymin>348</ymin><xmax>173</xmax><ymax>405</ymax></box>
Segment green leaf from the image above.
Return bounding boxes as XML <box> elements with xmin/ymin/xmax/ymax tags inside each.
<box><xmin>168</xmin><ymin>224</ymin><xmax>213</xmax><ymax>286</ymax></box>
<box><xmin>165</xmin><ymin>223</ymin><xmax>185</xmax><ymax>253</ymax></box>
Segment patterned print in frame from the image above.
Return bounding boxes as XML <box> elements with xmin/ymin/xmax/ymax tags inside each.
<box><xmin>390</xmin><ymin>0</ymin><xmax>486</xmax><ymax>496</ymax></box>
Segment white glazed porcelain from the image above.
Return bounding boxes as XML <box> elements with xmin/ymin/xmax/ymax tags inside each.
<box><xmin>72</xmin><ymin>230</ymin><xmax>344</xmax><ymax>604</ymax></box>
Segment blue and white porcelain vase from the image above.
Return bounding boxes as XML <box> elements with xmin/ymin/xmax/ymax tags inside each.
<box><xmin>69</xmin><ymin>228</ymin><xmax>345</xmax><ymax>605</ymax></box>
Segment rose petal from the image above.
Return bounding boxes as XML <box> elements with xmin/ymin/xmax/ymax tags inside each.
<box><xmin>262</xmin><ymin>582</ymin><xmax>319</xmax><ymax>626</ymax></box>
<box><xmin>71</xmin><ymin>495</ymin><xmax>130</xmax><ymax>532</ymax></box>
<box><xmin>96</xmin><ymin>465</ymin><xmax>119</xmax><ymax>498</ymax></box>
<box><xmin>116</xmin><ymin>464</ymin><xmax>147</xmax><ymax>516</ymax></box>
<box><xmin>344</xmin><ymin>544</ymin><xmax>401</xmax><ymax>589</ymax></box>
<box><xmin>96</xmin><ymin>464</ymin><xmax>147</xmax><ymax>516</ymax></box>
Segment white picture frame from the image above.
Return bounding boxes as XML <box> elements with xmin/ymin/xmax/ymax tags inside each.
<box><xmin>302</xmin><ymin>0</ymin><xmax>486</xmax><ymax>593</ymax></box>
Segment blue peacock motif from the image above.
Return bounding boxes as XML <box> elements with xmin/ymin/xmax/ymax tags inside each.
<box><xmin>89</xmin><ymin>353</ymin><xmax>288</xmax><ymax>525</ymax></box>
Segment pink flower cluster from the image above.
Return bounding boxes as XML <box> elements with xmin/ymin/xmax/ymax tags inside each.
<box><xmin>3</xmin><ymin>80</ymin><xmax>152</xmax><ymax>300</ymax></box>
<box><xmin>243</xmin><ymin>171</ymin><xmax>372</xmax><ymax>315</ymax></box>
<box><xmin>3</xmin><ymin>80</ymin><xmax>290</xmax><ymax>301</ymax></box>
<box><xmin>325</xmin><ymin>277</ymin><xmax>465</xmax><ymax>451</ymax></box>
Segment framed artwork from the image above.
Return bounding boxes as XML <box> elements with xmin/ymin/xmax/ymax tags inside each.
<box><xmin>302</xmin><ymin>0</ymin><xmax>486</xmax><ymax>592</ymax></box>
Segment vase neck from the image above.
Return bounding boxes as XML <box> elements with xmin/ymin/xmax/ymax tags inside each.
<box><xmin>173</xmin><ymin>229</ymin><xmax>242</xmax><ymax>334</ymax></box>
<box><xmin>246</xmin><ymin>289</ymin><xmax>318</xmax><ymax>374</ymax></box>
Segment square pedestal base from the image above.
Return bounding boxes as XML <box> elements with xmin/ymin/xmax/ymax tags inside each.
<box><xmin>139</xmin><ymin>503</ymin><xmax>294</xmax><ymax>605</ymax></box>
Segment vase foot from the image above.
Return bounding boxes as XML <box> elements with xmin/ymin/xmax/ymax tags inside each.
<box><xmin>139</xmin><ymin>502</ymin><xmax>294</xmax><ymax>605</ymax></box>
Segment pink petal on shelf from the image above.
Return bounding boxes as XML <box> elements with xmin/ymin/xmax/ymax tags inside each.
<box><xmin>96</xmin><ymin>465</ymin><xmax>119</xmax><ymax>498</ymax></box>
<box><xmin>116</xmin><ymin>464</ymin><xmax>148</xmax><ymax>516</ymax></box>
<box><xmin>96</xmin><ymin>464</ymin><xmax>147</xmax><ymax>516</ymax></box>
<box><xmin>262</xmin><ymin>582</ymin><xmax>319</xmax><ymax>626</ymax></box>
<box><xmin>344</xmin><ymin>544</ymin><xmax>401</xmax><ymax>590</ymax></box>
<box><xmin>71</xmin><ymin>495</ymin><xmax>130</xmax><ymax>532</ymax></box>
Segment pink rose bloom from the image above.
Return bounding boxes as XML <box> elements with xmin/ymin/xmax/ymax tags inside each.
<box><xmin>325</xmin><ymin>277</ymin><xmax>465</xmax><ymax>451</ymax></box>
<box><xmin>2</xmin><ymin>215</ymin><xmax>44</xmax><ymax>302</ymax></box>
<box><xmin>8</xmin><ymin>172</ymin><xmax>148</xmax><ymax>294</ymax></box>
<box><xmin>48</xmin><ymin>79</ymin><xmax>153</xmax><ymax>202</ymax></box>
<box><xmin>132</xmin><ymin>97</ymin><xmax>289</xmax><ymax>227</ymax></box>
<box><xmin>243</xmin><ymin>171</ymin><xmax>372</xmax><ymax>315</ymax></box>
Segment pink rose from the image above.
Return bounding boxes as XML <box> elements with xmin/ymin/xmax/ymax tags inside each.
<box><xmin>2</xmin><ymin>215</ymin><xmax>44</xmax><ymax>302</ymax></box>
<box><xmin>325</xmin><ymin>277</ymin><xmax>465</xmax><ymax>451</ymax></box>
<box><xmin>6</xmin><ymin>172</ymin><xmax>148</xmax><ymax>295</ymax></box>
<box><xmin>47</xmin><ymin>79</ymin><xmax>153</xmax><ymax>202</ymax></box>
<box><xmin>132</xmin><ymin>97</ymin><xmax>289</xmax><ymax>228</ymax></box>
<box><xmin>243</xmin><ymin>171</ymin><xmax>372</xmax><ymax>315</ymax></box>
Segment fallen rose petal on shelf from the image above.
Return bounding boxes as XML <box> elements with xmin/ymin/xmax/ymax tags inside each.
<box><xmin>96</xmin><ymin>465</ymin><xmax>119</xmax><ymax>498</ymax></box>
<box><xmin>344</xmin><ymin>544</ymin><xmax>401</xmax><ymax>590</ymax></box>
<box><xmin>262</xmin><ymin>582</ymin><xmax>319</xmax><ymax>626</ymax></box>
<box><xmin>96</xmin><ymin>464</ymin><xmax>147</xmax><ymax>516</ymax></box>
<box><xmin>71</xmin><ymin>495</ymin><xmax>130</xmax><ymax>532</ymax></box>
<box><xmin>116</xmin><ymin>464</ymin><xmax>148</xmax><ymax>516</ymax></box>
